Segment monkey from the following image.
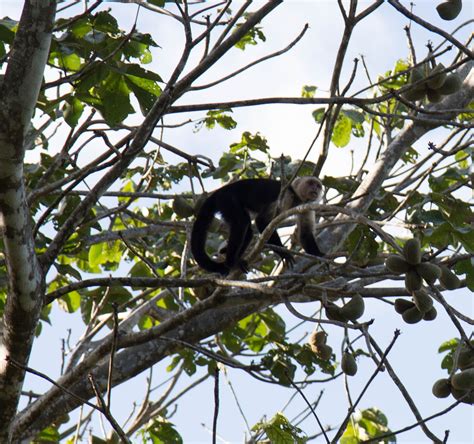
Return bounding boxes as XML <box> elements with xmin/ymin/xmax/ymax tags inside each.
<box><xmin>190</xmin><ymin>176</ymin><xmax>323</xmax><ymax>274</ymax></box>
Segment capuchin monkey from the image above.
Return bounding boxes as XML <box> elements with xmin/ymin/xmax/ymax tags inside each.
<box><xmin>191</xmin><ymin>177</ymin><xmax>323</xmax><ymax>274</ymax></box>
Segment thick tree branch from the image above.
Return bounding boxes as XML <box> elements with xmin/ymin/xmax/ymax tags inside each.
<box><xmin>317</xmin><ymin>61</ymin><xmax>474</xmax><ymax>255</ymax></box>
<box><xmin>0</xmin><ymin>1</ymin><xmax>56</xmax><ymax>441</ymax></box>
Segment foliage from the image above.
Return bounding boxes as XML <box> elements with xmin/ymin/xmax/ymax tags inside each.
<box><xmin>341</xmin><ymin>409</ymin><xmax>395</xmax><ymax>444</ymax></box>
<box><xmin>0</xmin><ymin>1</ymin><xmax>472</xmax><ymax>443</ymax></box>
<box><xmin>253</xmin><ymin>412</ymin><xmax>307</xmax><ymax>444</ymax></box>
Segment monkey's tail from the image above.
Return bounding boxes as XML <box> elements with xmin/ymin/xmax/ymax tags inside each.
<box><xmin>191</xmin><ymin>196</ymin><xmax>229</xmax><ymax>274</ymax></box>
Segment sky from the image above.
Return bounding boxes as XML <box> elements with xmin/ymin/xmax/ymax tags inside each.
<box><xmin>1</xmin><ymin>1</ymin><xmax>473</xmax><ymax>443</ymax></box>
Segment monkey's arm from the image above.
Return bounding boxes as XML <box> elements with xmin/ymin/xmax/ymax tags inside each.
<box><xmin>298</xmin><ymin>215</ymin><xmax>323</xmax><ymax>257</ymax></box>
<box><xmin>299</xmin><ymin>230</ymin><xmax>323</xmax><ymax>256</ymax></box>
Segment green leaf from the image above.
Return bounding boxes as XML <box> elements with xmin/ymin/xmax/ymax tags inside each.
<box><xmin>456</xmin><ymin>259</ymin><xmax>474</xmax><ymax>290</ymax></box>
<box><xmin>438</xmin><ymin>338</ymin><xmax>459</xmax><ymax>353</ymax></box>
<box><xmin>340</xmin><ymin>421</ymin><xmax>361</xmax><ymax>444</ymax></box>
<box><xmin>76</xmin><ymin>62</ymin><xmax>110</xmax><ymax>92</ymax></box>
<box><xmin>86</xmin><ymin>240</ymin><xmax>122</xmax><ymax>270</ymax></box>
<box><xmin>92</xmin><ymin>11</ymin><xmax>119</xmax><ymax>33</ymax></box>
<box><xmin>202</xmin><ymin>109</ymin><xmax>237</xmax><ymax>130</ymax></box>
<box><xmin>234</xmin><ymin>21</ymin><xmax>266</xmax><ymax>50</ymax></box>
<box><xmin>88</xmin><ymin>243</ymin><xmax>104</xmax><ymax>268</ymax></box>
<box><xmin>147</xmin><ymin>0</ymin><xmax>166</xmax><ymax>7</ymax></box>
<box><xmin>0</xmin><ymin>20</ymin><xmax>16</xmax><ymax>44</ymax></box>
<box><xmin>302</xmin><ymin>85</ymin><xmax>317</xmax><ymax>98</ymax></box>
<box><xmin>441</xmin><ymin>352</ymin><xmax>455</xmax><ymax>373</ymax></box>
<box><xmin>454</xmin><ymin>228</ymin><xmax>474</xmax><ymax>253</ymax></box>
<box><xmin>117</xmin><ymin>63</ymin><xmax>163</xmax><ymax>82</ymax></box>
<box><xmin>401</xmin><ymin>145</ymin><xmax>419</xmax><ymax>164</ymax></box>
<box><xmin>140</xmin><ymin>417</ymin><xmax>183</xmax><ymax>444</ymax></box>
<box><xmin>55</xmin><ymin>263</ymin><xmax>82</xmax><ymax>281</ymax></box>
<box><xmin>230</xmin><ymin>131</ymin><xmax>270</xmax><ymax>153</ymax></box>
<box><xmin>33</xmin><ymin>425</ymin><xmax>60</xmax><ymax>442</ymax></box>
<box><xmin>437</xmin><ymin>338</ymin><xmax>458</xmax><ymax>373</ymax></box>
<box><xmin>96</xmin><ymin>71</ymin><xmax>134</xmax><ymax>125</ymax></box>
<box><xmin>260</xmin><ymin>309</ymin><xmax>286</xmax><ymax>341</ymax></box>
<box><xmin>58</xmin><ymin>291</ymin><xmax>81</xmax><ymax>313</ymax></box>
<box><xmin>332</xmin><ymin>114</ymin><xmax>352</xmax><ymax>147</ymax></box>
<box><xmin>252</xmin><ymin>413</ymin><xmax>307</xmax><ymax>444</ymax></box>
<box><xmin>324</xmin><ymin>176</ymin><xmax>359</xmax><ymax>194</ymax></box>
<box><xmin>126</xmin><ymin>75</ymin><xmax>162</xmax><ymax>115</ymax></box>
<box><xmin>345</xmin><ymin>225</ymin><xmax>378</xmax><ymax>266</ymax></box>
<box><xmin>342</xmin><ymin>408</ymin><xmax>395</xmax><ymax>443</ymax></box>
<box><xmin>129</xmin><ymin>261</ymin><xmax>153</xmax><ymax>279</ymax></box>
<box><xmin>342</xmin><ymin>108</ymin><xmax>365</xmax><ymax>124</ymax></box>
<box><xmin>63</xmin><ymin>96</ymin><xmax>84</xmax><ymax>127</ymax></box>
<box><xmin>88</xmin><ymin>436</ymin><xmax>109</xmax><ymax>444</ymax></box>
<box><xmin>312</xmin><ymin>107</ymin><xmax>326</xmax><ymax>123</ymax></box>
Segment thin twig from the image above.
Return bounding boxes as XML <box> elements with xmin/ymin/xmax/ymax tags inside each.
<box><xmin>88</xmin><ymin>373</ymin><xmax>131</xmax><ymax>444</ymax></box>
<box><xmin>368</xmin><ymin>334</ymin><xmax>443</xmax><ymax>442</ymax></box>
<box><xmin>286</xmin><ymin>373</ymin><xmax>330</xmax><ymax>444</ymax></box>
<box><xmin>7</xmin><ymin>357</ymin><xmax>98</xmax><ymax>411</ymax></box>
<box><xmin>212</xmin><ymin>366</ymin><xmax>220</xmax><ymax>444</ymax></box>
<box><xmin>106</xmin><ymin>303</ymin><xmax>119</xmax><ymax>408</ymax></box>
<box><xmin>332</xmin><ymin>330</ymin><xmax>400</xmax><ymax>442</ymax></box>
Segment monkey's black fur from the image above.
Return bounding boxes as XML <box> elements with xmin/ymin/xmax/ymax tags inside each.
<box><xmin>191</xmin><ymin>178</ymin><xmax>322</xmax><ymax>274</ymax></box>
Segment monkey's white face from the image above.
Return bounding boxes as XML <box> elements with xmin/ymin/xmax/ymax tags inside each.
<box><xmin>299</xmin><ymin>178</ymin><xmax>323</xmax><ymax>202</ymax></box>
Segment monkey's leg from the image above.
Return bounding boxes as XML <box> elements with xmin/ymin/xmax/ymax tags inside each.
<box><xmin>222</xmin><ymin>205</ymin><xmax>252</xmax><ymax>272</ymax></box>
<box><xmin>255</xmin><ymin>213</ymin><xmax>295</xmax><ymax>267</ymax></box>
<box><xmin>218</xmin><ymin>226</ymin><xmax>252</xmax><ymax>269</ymax></box>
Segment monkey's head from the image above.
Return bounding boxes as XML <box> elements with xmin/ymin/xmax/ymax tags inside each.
<box><xmin>293</xmin><ymin>176</ymin><xmax>323</xmax><ymax>202</ymax></box>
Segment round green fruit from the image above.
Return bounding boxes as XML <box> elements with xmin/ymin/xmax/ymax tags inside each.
<box><xmin>438</xmin><ymin>73</ymin><xmax>462</xmax><ymax>95</ymax></box>
<box><xmin>341</xmin><ymin>295</ymin><xmax>365</xmax><ymax>321</ymax></box>
<box><xmin>436</xmin><ymin>0</ymin><xmax>462</xmax><ymax>21</ymax></box>
<box><xmin>426</xmin><ymin>88</ymin><xmax>443</xmax><ymax>103</ymax></box>
<box><xmin>394</xmin><ymin>298</ymin><xmax>415</xmax><ymax>314</ymax></box>
<box><xmin>408</xmin><ymin>66</ymin><xmax>425</xmax><ymax>84</ymax></box>
<box><xmin>451</xmin><ymin>368</ymin><xmax>474</xmax><ymax>391</ymax></box>
<box><xmin>439</xmin><ymin>265</ymin><xmax>461</xmax><ymax>290</ymax></box>
<box><xmin>325</xmin><ymin>303</ymin><xmax>346</xmax><ymax>322</ymax></box>
<box><xmin>341</xmin><ymin>352</ymin><xmax>358</xmax><ymax>376</ymax></box>
<box><xmin>457</xmin><ymin>344</ymin><xmax>474</xmax><ymax>370</ymax></box>
<box><xmin>403</xmin><ymin>238</ymin><xmax>422</xmax><ymax>265</ymax></box>
<box><xmin>432</xmin><ymin>378</ymin><xmax>451</xmax><ymax>398</ymax></box>
<box><xmin>314</xmin><ymin>343</ymin><xmax>333</xmax><ymax>361</ymax></box>
<box><xmin>403</xmin><ymin>86</ymin><xmax>426</xmax><ymax>102</ymax></box>
<box><xmin>451</xmin><ymin>387</ymin><xmax>474</xmax><ymax>404</ymax></box>
<box><xmin>405</xmin><ymin>270</ymin><xmax>423</xmax><ymax>292</ymax></box>
<box><xmin>416</xmin><ymin>262</ymin><xmax>441</xmax><ymax>285</ymax></box>
<box><xmin>402</xmin><ymin>306</ymin><xmax>424</xmax><ymax>324</ymax></box>
<box><xmin>385</xmin><ymin>254</ymin><xmax>411</xmax><ymax>274</ymax></box>
<box><xmin>427</xmin><ymin>63</ymin><xmax>447</xmax><ymax>90</ymax></box>
<box><xmin>413</xmin><ymin>290</ymin><xmax>433</xmax><ymax>313</ymax></box>
<box><xmin>172</xmin><ymin>196</ymin><xmax>194</xmax><ymax>218</ymax></box>
<box><xmin>423</xmin><ymin>306</ymin><xmax>438</xmax><ymax>321</ymax></box>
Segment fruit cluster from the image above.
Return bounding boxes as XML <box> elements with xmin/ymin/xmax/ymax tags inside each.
<box><xmin>403</xmin><ymin>63</ymin><xmax>462</xmax><ymax>103</ymax></box>
<box><xmin>432</xmin><ymin>342</ymin><xmax>474</xmax><ymax>404</ymax></box>
<box><xmin>385</xmin><ymin>238</ymin><xmax>461</xmax><ymax>324</ymax></box>
<box><xmin>394</xmin><ymin>294</ymin><xmax>437</xmax><ymax>324</ymax></box>
<box><xmin>324</xmin><ymin>294</ymin><xmax>365</xmax><ymax>323</ymax></box>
